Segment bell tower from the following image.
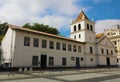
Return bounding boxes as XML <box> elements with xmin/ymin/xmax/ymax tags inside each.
<box><xmin>70</xmin><ymin>11</ymin><xmax>96</xmax><ymax>43</ymax></box>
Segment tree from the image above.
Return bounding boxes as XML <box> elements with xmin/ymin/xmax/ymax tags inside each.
<box><xmin>0</xmin><ymin>22</ymin><xmax>8</xmax><ymax>44</ymax></box>
<box><xmin>23</xmin><ymin>23</ymin><xmax>60</xmax><ymax>35</ymax></box>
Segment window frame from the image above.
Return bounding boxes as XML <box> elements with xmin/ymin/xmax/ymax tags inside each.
<box><xmin>73</xmin><ymin>45</ymin><xmax>77</xmax><ymax>52</ymax></box>
<box><xmin>90</xmin><ymin>58</ymin><xmax>93</xmax><ymax>62</ymax></box>
<box><xmin>49</xmin><ymin>41</ymin><xmax>54</xmax><ymax>49</ymax></box>
<box><xmin>78</xmin><ymin>46</ymin><xmax>81</xmax><ymax>53</ymax></box>
<box><xmin>62</xmin><ymin>57</ymin><xmax>66</xmax><ymax>66</ymax></box>
<box><xmin>74</xmin><ymin>25</ymin><xmax>76</xmax><ymax>31</ymax></box>
<box><xmin>49</xmin><ymin>57</ymin><xmax>54</xmax><ymax>66</ymax></box>
<box><xmin>111</xmin><ymin>50</ymin><xmax>113</xmax><ymax>55</ymax></box>
<box><xmin>106</xmin><ymin>49</ymin><xmax>109</xmax><ymax>55</ymax></box>
<box><xmin>74</xmin><ymin>35</ymin><xmax>76</xmax><ymax>39</ymax></box>
<box><xmin>87</xmin><ymin>23</ymin><xmax>89</xmax><ymax>30</ymax></box>
<box><xmin>62</xmin><ymin>43</ymin><xmax>66</xmax><ymax>51</ymax></box>
<box><xmin>79</xmin><ymin>34</ymin><xmax>81</xmax><ymax>38</ymax></box>
<box><xmin>42</xmin><ymin>39</ymin><xmax>47</xmax><ymax>48</ymax></box>
<box><xmin>24</xmin><ymin>37</ymin><xmax>30</xmax><ymax>46</ymax></box>
<box><xmin>33</xmin><ymin>38</ymin><xmax>39</xmax><ymax>47</ymax></box>
<box><xmin>90</xmin><ymin>46</ymin><xmax>93</xmax><ymax>54</ymax></box>
<box><xmin>56</xmin><ymin>42</ymin><xmax>60</xmax><ymax>50</ymax></box>
<box><xmin>68</xmin><ymin>44</ymin><xmax>72</xmax><ymax>51</ymax></box>
<box><xmin>101</xmin><ymin>48</ymin><xmax>104</xmax><ymax>54</ymax></box>
<box><xmin>90</xmin><ymin>25</ymin><xmax>93</xmax><ymax>31</ymax></box>
<box><xmin>32</xmin><ymin>56</ymin><xmax>38</xmax><ymax>66</ymax></box>
<box><xmin>78</xmin><ymin>24</ymin><xmax>81</xmax><ymax>30</ymax></box>
<box><xmin>81</xmin><ymin>57</ymin><xmax>84</xmax><ymax>61</ymax></box>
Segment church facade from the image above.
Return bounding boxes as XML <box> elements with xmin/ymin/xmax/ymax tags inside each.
<box><xmin>1</xmin><ymin>11</ymin><xmax>117</xmax><ymax>68</ymax></box>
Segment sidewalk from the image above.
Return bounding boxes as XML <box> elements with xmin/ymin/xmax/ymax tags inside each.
<box><xmin>0</xmin><ymin>68</ymin><xmax>120</xmax><ymax>81</ymax></box>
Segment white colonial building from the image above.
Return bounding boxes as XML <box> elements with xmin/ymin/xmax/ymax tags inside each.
<box><xmin>1</xmin><ymin>11</ymin><xmax>117</xmax><ymax>68</ymax></box>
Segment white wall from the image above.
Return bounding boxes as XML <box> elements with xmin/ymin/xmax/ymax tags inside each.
<box><xmin>97</xmin><ymin>37</ymin><xmax>117</xmax><ymax>66</ymax></box>
<box><xmin>2</xmin><ymin>28</ymin><xmax>16</xmax><ymax>64</ymax></box>
<box><xmin>12</xmin><ymin>30</ymin><xmax>86</xmax><ymax>67</ymax></box>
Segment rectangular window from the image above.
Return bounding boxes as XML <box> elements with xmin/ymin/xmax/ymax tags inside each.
<box><xmin>42</xmin><ymin>40</ymin><xmax>47</xmax><ymax>48</ymax></box>
<box><xmin>49</xmin><ymin>41</ymin><xmax>54</xmax><ymax>49</ymax></box>
<box><xmin>56</xmin><ymin>42</ymin><xmax>60</xmax><ymax>50</ymax></box>
<box><xmin>111</xmin><ymin>50</ymin><xmax>113</xmax><ymax>55</ymax></box>
<box><xmin>106</xmin><ymin>49</ymin><xmax>109</xmax><ymax>55</ymax></box>
<box><xmin>32</xmin><ymin>56</ymin><xmax>38</xmax><ymax>66</ymax></box>
<box><xmin>71</xmin><ymin>57</ymin><xmax>74</xmax><ymax>61</ymax></box>
<box><xmin>24</xmin><ymin>37</ymin><xmax>30</xmax><ymax>46</ymax></box>
<box><xmin>62</xmin><ymin>57</ymin><xmax>66</xmax><ymax>66</ymax></box>
<box><xmin>87</xmin><ymin>23</ymin><xmax>89</xmax><ymax>30</ymax></box>
<box><xmin>73</xmin><ymin>45</ymin><xmax>76</xmax><ymax>52</ymax></box>
<box><xmin>101</xmin><ymin>48</ymin><xmax>104</xmax><ymax>54</ymax></box>
<box><xmin>114</xmin><ymin>41</ymin><xmax>117</xmax><ymax>45</ymax></box>
<box><xmin>90</xmin><ymin>25</ymin><xmax>93</xmax><ymax>31</ymax></box>
<box><xmin>33</xmin><ymin>38</ymin><xmax>39</xmax><ymax>47</ymax></box>
<box><xmin>90</xmin><ymin>58</ymin><xmax>93</xmax><ymax>62</ymax></box>
<box><xmin>90</xmin><ymin>47</ymin><xmax>93</xmax><ymax>54</ymax></box>
<box><xmin>74</xmin><ymin>35</ymin><xmax>76</xmax><ymax>39</ymax></box>
<box><xmin>49</xmin><ymin>57</ymin><xmax>54</xmax><ymax>66</ymax></box>
<box><xmin>79</xmin><ymin>34</ymin><xmax>81</xmax><ymax>38</ymax></box>
<box><xmin>81</xmin><ymin>57</ymin><xmax>84</xmax><ymax>61</ymax></box>
<box><xmin>62</xmin><ymin>43</ymin><xmax>66</xmax><ymax>51</ymax></box>
<box><xmin>78</xmin><ymin>46</ymin><xmax>81</xmax><ymax>53</ymax></box>
<box><xmin>68</xmin><ymin>44</ymin><xmax>72</xmax><ymax>51</ymax></box>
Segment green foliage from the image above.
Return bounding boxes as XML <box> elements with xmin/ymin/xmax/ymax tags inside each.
<box><xmin>0</xmin><ymin>23</ymin><xmax>8</xmax><ymax>43</ymax></box>
<box><xmin>23</xmin><ymin>23</ymin><xmax>60</xmax><ymax>35</ymax></box>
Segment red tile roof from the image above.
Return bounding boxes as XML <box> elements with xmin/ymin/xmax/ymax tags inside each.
<box><xmin>96</xmin><ymin>33</ymin><xmax>104</xmax><ymax>39</ymax></box>
<box><xmin>72</xmin><ymin>11</ymin><xmax>89</xmax><ymax>24</ymax></box>
<box><xmin>8</xmin><ymin>24</ymin><xmax>85</xmax><ymax>44</ymax></box>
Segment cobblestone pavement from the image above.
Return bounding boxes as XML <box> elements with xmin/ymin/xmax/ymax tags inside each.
<box><xmin>0</xmin><ymin>68</ymin><xmax>120</xmax><ymax>82</ymax></box>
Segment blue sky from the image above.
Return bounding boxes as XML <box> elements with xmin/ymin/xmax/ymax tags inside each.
<box><xmin>0</xmin><ymin>0</ymin><xmax>120</xmax><ymax>37</ymax></box>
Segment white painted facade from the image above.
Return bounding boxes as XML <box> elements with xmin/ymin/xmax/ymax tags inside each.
<box><xmin>1</xmin><ymin>11</ymin><xmax>117</xmax><ymax>68</ymax></box>
<box><xmin>104</xmin><ymin>24</ymin><xmax>120</xmax><ymax>63</ymax></box>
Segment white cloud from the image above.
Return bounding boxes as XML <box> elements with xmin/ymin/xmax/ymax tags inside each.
<box><xmin>95</xmin><ymin>19</ymin><xmax>120</xmax><ymax>33</ymax></box>
<box><xmin>0</xmin><ymin>0</ymin><xmax>82</xmax><ymax>31</ymax></box>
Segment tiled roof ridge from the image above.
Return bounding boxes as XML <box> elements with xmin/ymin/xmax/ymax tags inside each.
<box><xmin>96</xmin><ymin>33</ymin><xmax>104</xmax><ymax>39</ymax></box>
<box><xmin>8</xmin><ymin>24</ymin><xmax>85</xmax><ymax>44</ymax></box>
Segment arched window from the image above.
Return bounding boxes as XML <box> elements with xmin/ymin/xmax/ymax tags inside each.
<box><xmin>78</xmin><ymin>24</ymin><xmax>81</xmax><ymax>30</ymax></box>
<box><xmin>74</xmin><ymin>25</ymin><xmax>76</xmax><ymax>31</ymax></box>
<box><xmin>90</xmin><ymin>46</ymin><xmax>93</xmax><ymax>54</ymax></box>
<box><xmin>79</xmin><ymin>34</ymin><xmax>81</xmax><ymax>38</ymax></box>
<box><xmin>87</xmin><ymin>24</ymin><xmax>89</xmax><ymax>30</ymax></box>
<box><xmin>90</xmin><ymin>25</ymin><xmax>93</xmax><ymax>31</ymax></box>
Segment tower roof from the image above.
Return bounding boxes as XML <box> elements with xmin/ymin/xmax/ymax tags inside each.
<box><xmin>72</xmin><ymin>10</ymin><xmax>89</xmax><ymax>24</ymax></box>
<box><xmin>96</xmin><ymin>33</ymin><xmax>104</xmax><ymax>39</ymax></box>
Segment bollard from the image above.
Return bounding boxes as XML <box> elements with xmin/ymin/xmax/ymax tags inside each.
<box><xmin>18</xmin><ymin>67</ymin><xmax>22</xmax><ymax>73</ymax></box>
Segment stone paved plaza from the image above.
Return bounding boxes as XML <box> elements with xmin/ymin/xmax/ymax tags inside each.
<box><xmin>0</xmin><ymin>68</ymin><xmax>120</xmax><ymax>82</ymax></box>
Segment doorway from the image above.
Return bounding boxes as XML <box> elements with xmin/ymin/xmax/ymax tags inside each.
<box><xmin>76</xmin><ymin>57</ymin><xmax>80</xmax><ymax>68</ymax></box>
<box><xmin>41</xmin><ymin>55</ymin><xmax>47</xmax><ymax>69</ymax></box>
<box><xmin>106</xmin><ymin>57</ymin><xmax>110</xmax><ymax>66</ymax></box>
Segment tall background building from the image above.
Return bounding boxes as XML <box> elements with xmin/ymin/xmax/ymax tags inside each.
<box><xmin>104</xmin><ymin>24</ymin><xmax>120</xmax><ymax>63</ymax></box>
